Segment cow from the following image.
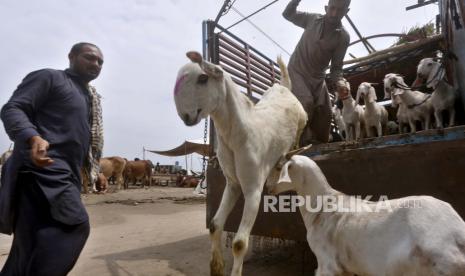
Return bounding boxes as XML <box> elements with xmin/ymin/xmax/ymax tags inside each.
<box><xmin>100</xmin><ymin>156</ymin><xmax>127</xmax><ymax>190</ymax></box>
<box><xmin>95</xmin><ymin>173</ymin><xmax>108</xmax><ymax>194</ymax></box>
<box><xmin>123</xmin><ymin>160</ymin><xmax>153</xmax><ymax>189</ymax></box>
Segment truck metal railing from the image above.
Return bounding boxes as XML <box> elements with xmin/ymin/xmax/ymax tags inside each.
<box><xmin>203</xmin><ymin>20</ymin><xmax>281</xmax><ymax>100</ymax></box>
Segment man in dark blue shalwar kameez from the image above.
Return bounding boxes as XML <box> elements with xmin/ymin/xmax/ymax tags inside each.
<box><xmin>0</xmin><ymin>42</ymin><xmax>104</xmax><ymax>276</ymax></box>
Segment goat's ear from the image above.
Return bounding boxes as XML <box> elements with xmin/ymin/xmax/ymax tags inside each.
<box><xmin>393</xmin><ymin>88</ymin><xmax>404</xmax><ymax>96</ymax></box>
<box><xmin>355</xmin><ymin>87</ymin><xmax>361</xmax><ymax>104</ymax></box>
<box><xmin>278</xmin><ymin>159</ymin><xmax>293</xmax><ymax>185</ymax></box>
<box><xmin>384</xmin><ymin>85</ymin><xmax>392</xmax><ymax>99</ymax></box>
<box><xmin>186</xmin><ymin>51</ymin><xmax>203</xmax><ymax>64</ymax></box>
<box><xmin>425</xmin><ymin>63</ymin><xmax>444</xmax><ymax>89</ymax></box>
<box><xmin>369</xmin><ymin>86</ymin><xmax>378</xmax><ymax>101</ymax></box>
<box><xmin>202</xmin><ymin>61</ymin><xmax>224</xmax><ymax>79</ymax></box>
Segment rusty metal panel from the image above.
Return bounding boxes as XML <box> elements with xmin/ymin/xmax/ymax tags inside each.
<box><xmin>207</xmin><ymin>127</ymin><xmax>465</xmax><ymax>241</ymax></box>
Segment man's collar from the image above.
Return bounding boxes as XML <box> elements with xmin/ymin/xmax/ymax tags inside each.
<box><xmin>65</xmin><ymin>69</ymin><xmax>89</xmax><ymax>88</ymax></box>
<box><xmin>317</xmin><ymin>15</ymin><xmax>343</xmax><ymax>31</ymax></box>
<box><xmin>65</xmin><ymin>68</ymin><xmax>80</xmax><ymax>78</ymax></box>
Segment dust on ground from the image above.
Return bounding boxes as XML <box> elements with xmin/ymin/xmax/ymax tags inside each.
<box><xmin>0</xmin><ymin>186</ymin><xmax>312</xmax><ymax>276</ymax></box>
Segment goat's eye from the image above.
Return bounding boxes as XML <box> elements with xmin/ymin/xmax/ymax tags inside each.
<box><xmin>197</xmin><ymin>74</ymin><xmax>209</xmax><ymax>84</ymax></box>
<box><xmin>427</xmin><ymin>63</ymin><xmax>432</xmax><ymax>67</ymax></box>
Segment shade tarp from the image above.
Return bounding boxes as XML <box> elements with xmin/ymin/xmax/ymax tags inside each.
<box><xmin>146</xmin><ymin>138</ymin><xmax>210</xmax><ymax>157</ymax></box>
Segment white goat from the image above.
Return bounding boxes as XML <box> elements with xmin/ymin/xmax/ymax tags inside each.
<box><xmin>384</xmin><ymin>73</ymin><xmax>410</xmax><ymax>133</ymax></box>
<box><xmin>173</xmin><ymin>51</ymin><xmax>307</xmax><ymax>276</ymax></box>
<box><xmin>267</xmin><ymin>155</ymin><xmax>465</xmax><ymax>276</ymax></box>
<box><xmin>383</xmin><ymin>73</ymin><xmax>433</xmax><ymax>133</ymax></box>
<box><xmin>414</xmin><ymin>57</ymin><xmax>457</xmax><ymax>128</ymax></box>
<box><xmin>356</xmin><ymin>82</ymin><xmax>388</xmax><ymax>137</ymax></box>
<box><xmin>336</xmin><ymin>79</ymin><xmax>365</xmax><ymax>141</ymax></box>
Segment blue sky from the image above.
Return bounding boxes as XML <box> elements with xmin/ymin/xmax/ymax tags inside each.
<box><xmin>0</xmin><ymin>0</ymin><xmax>437</xmax><ymax>170</ymax></box>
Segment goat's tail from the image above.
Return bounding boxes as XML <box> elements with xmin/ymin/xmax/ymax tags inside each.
<box><xmin>277</xmin><ymin>56</ymin><xmax>291</xmax><ymax>91</ymax></box>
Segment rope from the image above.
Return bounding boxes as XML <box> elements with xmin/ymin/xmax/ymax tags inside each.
<box><xmin>230</xmin><ymin>6</ymin><xmax>291</xmax><ymax>56</ymax></box>
<box><xmin>407</xmin><ymin>94</ymin><xmax>431</xmax><ymax>109</ymax></box>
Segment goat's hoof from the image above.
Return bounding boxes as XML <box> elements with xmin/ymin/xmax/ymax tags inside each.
<box><xmin>210</xmin><ymin>258</ymin><xmax>225</xmax><ymax>276</ymax></box>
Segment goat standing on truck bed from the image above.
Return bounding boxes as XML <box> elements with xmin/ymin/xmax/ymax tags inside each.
<box><xmin>173</xmin><ymin>51</ymin><xmax>307</xmax><ymax>276</ymax></box>
<box><xmin>267</xmin><ymin>155</ymin><xmax>465</xmax><ymax>276</ymax></box>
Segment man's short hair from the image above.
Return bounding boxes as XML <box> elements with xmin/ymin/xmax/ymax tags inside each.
<box><xmin>69</xmin><ymin>42</ymin><xmax>99</xmax><ymax>56</ymax></box>
<box><xmin>329</xmin><ymin>0</ymin><xmax>351</xmax><ymax>8</ymax></box>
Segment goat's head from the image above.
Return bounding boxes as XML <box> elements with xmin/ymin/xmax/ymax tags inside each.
<box><xmin>267</xmin><ymin>145</ymin><xmax>312</xmax><ymax>194</ymax></box>
<box><xmin>335</xmin><ymin>78</ymin><xmax>351</xmax><ymax>101</ymax></box>
<box><xmin>174</xmin><ymin>51</ymin><xmax>225</xmax><ymax>126</ymax></box>
<box><xmin>267</xmin><ymin>155</ymin><xmax>315</xmax><ymax>195</ymax></box>
<box><xmin>414</xmin><ymin>57</ymin><xmax>444</xmax><ymax>89</ymax></box>
<box><xmin>356</xmin><ymin>82</ymin><xmax>377</xmax><ymax>104</ymax></box>
<box><xmin>383</xmin><ymin>73</ymin><xmax>407</xmax><ymax>99</ymax></box>
<box><xmin>383</xmin><ymin>73</ymin><xmax>399</xmax><ymax>99</ymax></box>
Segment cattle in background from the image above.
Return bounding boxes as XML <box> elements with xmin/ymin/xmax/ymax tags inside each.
<box><xmin>124</xmin><ymin>160</ymin><xmax>153</xmax><ymax>188</ymax></box>
<box><xmin>100</xmin><ymin>156</ymin><xmax>127</xmax><ymax>190</ymax></box>
<box><xmin>176</xmin><ymin>170</ymin><xmax>203</xmax><ymax>188</ymax></box>
<box><xmin>95</xmin><ymin>173</ymin><xmax>108</xmax><ymax>194</ymax></box>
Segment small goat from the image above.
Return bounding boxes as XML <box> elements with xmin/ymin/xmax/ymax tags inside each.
<box><xmin>414</xmin><ymin>57</ymin><xmax>457</xmax><ymax>128</ymax></box>
<box><xmin>173</xmin><ymin>51</ymin><xmax>307</xmax><ymax>276</ymax></box>
<box><xmin>336</xmin><ymin>79</ymin><xmax>365</xmax><ymax>141</ymax></box>
<box><xmin>267</xmin><ymin>155</ymin><xmax>465</xmax><ymax>276</ymax></box>
<box><xmin>356</xmin><ymin>82</ymin><xmax>388</xmax><ymax>137</ymax></box>
<box><xmin>384</xmin><ymin>73</ymin><xmax>433</xmax><ymax>133</ymax></box>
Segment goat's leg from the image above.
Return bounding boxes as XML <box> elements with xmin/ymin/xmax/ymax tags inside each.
<box><xmin>449</xmin><ymin>108</ymin><xmax>456</xmax><ymax>127</ymax></box>
<box><xmin>344</xmin><ymin>126</ymin><xmax>351</xmax><ymax>141</ymax></box>
<box><xmin>434</xmin><ymin>110</ymin><xmax>443</xmax><ymax>128</ymax></box>
<box><xmin>424</xmin><ymin>114</ymin><xmax>431</xmax><ymax>130</ymax></box>
<box><xmin>355</xmin><ymin>122</ymin><xmax>361</xmax><ymax>140</ymax></box>
<box><xmin>210</xmin><ymin>182</ymin><xmax>241</xmax><ymax>276</ymax></box>
<box><xmin>376</xmin><ymin>122</ymin><xmax>383</xmax><ymax>137</ymax></box>
<box><xmin>409</xmin><ymin>119</ymin><xmax>417</xmax><ymax>133</ymax></box>
<box><xmin>364</xmin><ymin>124</ymin><xmax>371</xmax><ymax>138</ymax></box>
<box><xmin>231</xmin><ymin>189</ymin><xmax>262</xmax><ymax>276</ymax></box>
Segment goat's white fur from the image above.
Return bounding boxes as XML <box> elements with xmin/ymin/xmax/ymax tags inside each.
<box><xmin>384</xmin><ymin>74</ymin><xmax>433</xmax><ymax>133</ymax></box>
<box><xmin>174</xmin><ymin>51</ymin><xmax>307</xmax><ymax>276</ymax></box>
<box><xmin>356</xmin><ymin>82</ymin><xmax>388</xmax><ymax>137</ymax></box>
<box><xmin>267</xmin><ymin>155</ymin><xmax>465</xmax><ymax>276</ymax></box>
<box><xmin>337</xmin><ymin>79</ymin><xmax>365</xmax><ymax>141</ymax></box>
<box><xmin>415</xmin><ymin>58</ymin><xmax>457</xmax><ymax>128</ymax></box>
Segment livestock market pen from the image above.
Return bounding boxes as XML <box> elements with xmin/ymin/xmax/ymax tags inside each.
<box><xmin>203</xmin><ymin>0</ymin><xmax>465</xmax><ymax>271</ymax></box>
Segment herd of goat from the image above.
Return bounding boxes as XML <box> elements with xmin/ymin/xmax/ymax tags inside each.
<box><xmin>174</xmin><ymin>51</ymin><xmax>465</xmax><ymax>276</ymax></box>
<box><xmin>333</xmin><ymin>57</ymin><xmax>458</xmax><ymax>141</ymax></box>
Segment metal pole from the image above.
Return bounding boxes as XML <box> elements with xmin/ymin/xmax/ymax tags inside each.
<box><xmin>220</xmin><ymin>0</ymin><xmax>279</xmax><ymax>33</ymax></box>
<box><xmin>344</xmin><ymin>14</ymin><xmax>376</xmax><ymax>54</ymax></box>
<box><xmin>213</xmin><ymin>0</ymin><xmax>234</xmax><ymax>32</ymax></box>
<box><xmin>406</xmin><ymin>0</ymin><xmax>439</xmax><ymax>11</ymax></box>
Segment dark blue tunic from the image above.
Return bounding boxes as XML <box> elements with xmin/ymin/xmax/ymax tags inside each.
<box><xmin>0</xmin><ymin>68</ymin><xmax>92</xmax><ymax>234</ymax></box>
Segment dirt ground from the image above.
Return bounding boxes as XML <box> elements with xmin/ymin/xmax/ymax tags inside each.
<box><xmin>0</xmin><ymin>186</ymin><xmax>312</xmax><ymax>276</ymax></box>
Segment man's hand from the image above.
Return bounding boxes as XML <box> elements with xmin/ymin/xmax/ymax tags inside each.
<box><xmin>29</xmin><ymin>135</ymin><xmax>54</xmax><ymax>167</ymax></box>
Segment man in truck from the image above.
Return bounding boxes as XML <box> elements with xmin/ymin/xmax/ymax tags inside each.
<box><xmin>283</xmin><ymin>0</ymin><xmax>351</xmax><ymax>144</ymax></box>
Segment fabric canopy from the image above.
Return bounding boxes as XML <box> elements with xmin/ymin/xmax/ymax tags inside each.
<box><xmin>146</xmin><ymin>138</ymin><xmax>210</xmax><ymax>157</ymax></box>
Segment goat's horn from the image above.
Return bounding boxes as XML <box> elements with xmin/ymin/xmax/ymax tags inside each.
<box><xmin>285</xmin><ymin>144</ymin><xmax>313</xmax><ymax>160</ymax></box>
<box><xmin>369</xmin><ymin>82</ymin><xmax>379</xmax><ymax>86</ymax></box>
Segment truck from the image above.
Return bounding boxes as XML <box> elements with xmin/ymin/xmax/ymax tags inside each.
<box><xmin>202</xmin><ymin>0</ymin><xmax>465</xmax><ymax>268</ymax></box>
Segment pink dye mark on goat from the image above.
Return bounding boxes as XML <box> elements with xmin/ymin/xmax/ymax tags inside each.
<box><xmin>174</xmin><ymin>74</ymin><xmax>187</xmax><ymax>96</ymax></box>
